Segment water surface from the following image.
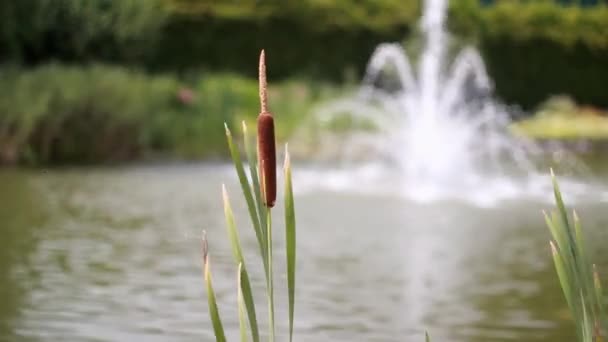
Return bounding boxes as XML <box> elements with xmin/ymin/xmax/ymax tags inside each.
<box><xmin>1</xmin><ymin>164</ymin><xmax>607</xmax><ymax>341</ymax></box>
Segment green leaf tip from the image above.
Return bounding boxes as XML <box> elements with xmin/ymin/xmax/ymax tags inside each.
<box><xmin>284</xmin><ymin>143</ymin><xmax>291</xmax><ymax>169</ymax></box>
<box><xmin>201</xmin><ymin>230</ymin><xmax>209</xmax><ymax>263</ymax></box>
<box><xmin>221</xmin><ymin>183</ymin><xmax>229</xmax><ymax>204</ymax></box>
<box><xmin>550</xmin><ymin>240</ymin><xmax>559</xmax><ymax>256</ymax></box>
<box><xmin>224</xmin><ymin>122</ymin><xmax>231</xmax><ymax>136</ymax></box>
<box><xmin>201</xmin><ymin>231</ymin><xmax>227</xmax><ymax>342</ymax></box>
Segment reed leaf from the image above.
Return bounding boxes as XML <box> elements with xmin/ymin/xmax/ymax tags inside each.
<box><xmin>266</xmin><ymin>208</ymin><xmax>276</xmax><ymax>342</ymax></box>
<box><xmin>551</xmin><ymin>241</ymin><xmax>575</xmax><ymax>315</ymax></box>
<box><xmin>551</xmin><ymin>168</ymin><xmax>571</xmax><ymax>230</ymax></box>
<box><xmin>545</xmin><ymin>211</ymin><xmax>577</xmax><ymax>285</ymax></box>
<box><xmin>242</xmin><ymin>121</ymin><xmax>268</xmax><ymax>251</ymax></box>
<box><xmin>582</xmin><ymin>292</ymin><xmax>593</xmax><ymax>342</ymax></box>
<box><xmin>222</xmin><ymin>185</ymin><xmax>260</xmax><ymax>342</ymax></box>
<box><xmin>547</xmin><ymin>173</ymin><xmax>608</xmax><ymax>342</ymax></box>
<box><xmin>573</xmin><ymin>211</ymin><xmax>598</xmax><ymax>319</ymax></box>
<box><xmin>593</xmin><ymin>264</ymin><xmax>607</xmax><ymax>326</ymax></box>
<box><xmin>425</xmin><ymin>331</ymin><xmax>430</xmax><ymax>342</ymax></box>
<box><xmin>225</xmin><ymin>124</ymin><xmax>267</xmax><ymax>264</ymax></box>
<box><xmin>284</xmin><ymin>145</ymin><xmax>296</xmax><ymax>342</ymax></box>
<box><xmin>238</xmin><ymin>263</ymin><xmax>249</xmax><ymax>342</ymax></box>
<box><xmin>202</xmin><ymin>235</ymin><xmax>226</xmax><ymax>342</ymax></box>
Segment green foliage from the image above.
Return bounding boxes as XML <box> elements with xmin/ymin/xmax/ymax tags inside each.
<box><xmin>511</xmin><ymin>96</ymin><xmax>608</xmax><ymax>139</ymax></box>
<box><xmin>167</xmin><ymin>0</ymin><xmax>419</xmax><ymax>31</ymax></box>
<box><xmin>4</xmin><ymin>0</ymin><xmax>608</xmax><ymax>108</ymax></box>
<box><xmin>222</xmin><ymin>185</ymin><xmax>260</xmax><ymax>342</ymax></box>
<box><xmin>450</xmin><ymin>0</ymin><xmax>608</xmax><ymax>109</ymax></box>
<box><xmin>204</xmin><ymin>122</ymin><xmax>297</xmax><ymax>341</ymax></box>
<box><xmin>0</xmin><ymin>64</ymin><xmax>335</xmax><ymax>165</ymax></box>
<box><xmin>154</xmin><ymin>16</ymin><xmax>409</xmax><ymax>81</ymax></box>
<box><xmin>546</xmin><ymin>172</ymin><xmax>607</xmax><ymax>341</ymax></box>
<box><xmin>0</xmin><ymin>0</ymin><xmax>166</xmax><ymax>64</ymax></box>
<box><xmin>0</xmin><ymin>64</ymin><xmax>183</xmax><ymax>164</ymax></box>
<box><xmin>452</xmin><ymin>0</ymin><xmax>608</xmax><ymax>50</ymax></box>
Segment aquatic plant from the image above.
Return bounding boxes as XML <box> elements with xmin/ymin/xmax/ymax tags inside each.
<box><xmin>202</xmin><ymin>51</ymin><xmax>297</xmax><ymax>342</ymax></box>
<box><xmin>547</xmin><ymin>171</ymin><xmax>606</xmax><ymax>342</ymax></box>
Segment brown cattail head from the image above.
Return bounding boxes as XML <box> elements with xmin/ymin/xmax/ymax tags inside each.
<box><xmin>258</xmin><ymin>112</ymin><xmax>276</xmax><ymax>207</ymax></box>
<box><xmin>257</xmin><ymin>50</ymin><xmax>276</xmax><ymax>208</ymax></box>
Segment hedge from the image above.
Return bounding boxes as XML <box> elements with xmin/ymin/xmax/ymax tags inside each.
<box><xmin>451</xmin><ymin>0</ymin><xmax>608</xmax><ymax>109</ymax></box>
<box><xmin>0</xmin><ymin>0</ymin><xmax>166</xmax><ymax>65</ymax></box>
<box><xmin>1</xmin><ymin>0</ymin><xmax>607</xmax><ymax>108</ymax></box>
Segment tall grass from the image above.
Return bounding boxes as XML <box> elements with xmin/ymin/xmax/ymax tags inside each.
<box><xmin>201</xmin><ymin>51</ymin><xmax>297</xmax><ymax>342</ymax></box>
<box><xmin>547</xmin><ymin>170</ymin><xmax>606</xmax><ymax>341</ymax></box>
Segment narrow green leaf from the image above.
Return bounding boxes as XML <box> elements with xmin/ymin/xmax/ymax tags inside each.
<box><xmin>573</xmin><ymin>210</ymin><xmax>598</xmax><ymax>319</ymax></box>
<box><xmin>237</xmin><ymin>263</ymin><xmax>249</xmax><ymax>342</ymax></box>
<box><xmin>545</xmin><ymin>211</ymin><xmax>575</xmax><ymax>282</ymax></box>
<box><xmin>202</xmin><ymin>235</ymin><xmax>226</xmax><ymax>342</ymax></box>
<box><xmin>550</xmin><ymin>210</ymin><xmax>581</xmax><ymax>288</ymax></box>
<box><xmin>425</xmin><ymin>330</ymin><xmax>430</xmax><ymax>342</ymax></box>
<box><xmin>266</xmin><ymin>208</ymin><xmax>276</xmax><ymax>342</ymax></box>
<box><xmin>223</xmin><ymin>185</ymin><xmax>245</xmax><ymax>262</ymax></box>
<box><xmin>222</xmin><ymin>186</ymin><xmax>260</xmax><ymax>342</ymax></box>
<box><xmin>551</xmin><ymin>241</ymin><xmax>575</xmax><ymax>315</ymax></box>
<box><xmin>242</xmin><ymin>121</ymin><xmax>270</xmax><ymax>283</ymax></box>
<box><xmin>225</xmin><ymin>124</ymin><xmax>266</xmax><ymax>263</ymax></box>
<box><xmin>551</xmin><ymin>169</ymin><xmax>570</xmax><ymax>230</ymax></box>
<box><xmin>239</xmin><ymin>267</ymin><xmax>260</xmax><ymax>342</ymax></box>
<box><xmin>593</xmin><ymin>264</ymin><xmax>606</xmax><ymax>323</ymax></box>
<box><xmin>581</xmin><ymin>291</ymin><xmax>593</xmax><ymax>342</ymax></box>
<box><xmin>592</xmin><ymin>264</ymin><xmax>608</xmax><ymax>337</ymax></box>
<box><xmin>593</xmin><ymin>265</ymin><xmax>603</xmax><ymax>303</ymax></box>
<box><xmin>242</xmin><ymin>121</ymin><xmax>268</xmax><ymax>242</ymax></box>
<box><xmin>284</xmin><ymin>145</ymin><xmax>296</xmax><ymax>342</ymax></box>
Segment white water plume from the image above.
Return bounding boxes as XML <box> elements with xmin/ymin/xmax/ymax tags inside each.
<box><xmin>293</xmin><ymin>0</ymin><xmax>606</xmax><ymax>206</ymax></box>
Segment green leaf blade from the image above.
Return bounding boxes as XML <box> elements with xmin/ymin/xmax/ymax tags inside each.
<box><xmin>222</xmin><ymin>186</ymin><xmax>260</xmax><ymax>342</ymax></box>
<box><xmin>202</xmin><ymin>236</ymin><xmax>227</xmax><ymax>342</ymax></box>
<box><xmin>237</xmin><ymin>263</ymin><xmax>249</xmax><ymax>342</ymax></box>
<box><xmin>242</xmin><ymin>121</ymin><xmax>267</xmax><ymax>238</ymax></box>
<box><xmin>225</xmin><ymin>124</ymin><xmax>266</xmax><ymax>262</ymax></box>
<box><xmin>284</xmin><ymin>145</ymin><xmax>296</xmax><ymax>342</ymax></box>
<box><xmin>551</xmin><ymin>241</ymin><xmax>575</xmax><ymax>316</ymax></box>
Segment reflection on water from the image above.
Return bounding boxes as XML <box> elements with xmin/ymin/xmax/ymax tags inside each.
<box><xmin>0</xmin><ymin>165</ymin><xmax>607</xmax><ymax>341</ymax></box>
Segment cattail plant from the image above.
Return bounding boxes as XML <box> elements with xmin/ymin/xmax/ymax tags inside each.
<box><xmin>202</xmin><ymin>50</ymin><xmax>297</xmax><ymax>342</ymax></box>
<box><xmin>546</xmin><ymin>170</ymin><xmax>606</xmax><ymax>342</ymax></box>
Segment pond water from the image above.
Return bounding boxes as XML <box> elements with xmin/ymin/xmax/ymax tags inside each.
<box><xmin>1</xmin><ymin>163</ymin><xmax>608</xmax><ymax>341</ymax></box>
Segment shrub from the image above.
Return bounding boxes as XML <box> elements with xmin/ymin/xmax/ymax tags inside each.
<box><xmin>0</xmin><ymin>0</ymin><xmax>167</xmax><ymax>65</ymax></box>
<box><xmin>0</xmin><ymin>64</ymin><xmax>339</xmax><ymax>165</ymax></box>
<box><xmin>450</xmin><ymin>0</ymin><xmax>608</xmax><ymax>109</ymax></box>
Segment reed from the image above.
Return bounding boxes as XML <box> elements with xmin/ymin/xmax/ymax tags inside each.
<box><xmin>546</xmin><ymin>170</ymin><xmax>606</xmax><ymax>342</ymax></box>
<box><xmin>202</xmin><ymin>50</ymin><xmax>297</xmax><ymax>342</ymax></box>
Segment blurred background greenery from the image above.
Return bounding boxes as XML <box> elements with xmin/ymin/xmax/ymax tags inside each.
<box><xmin>1</xmin><ymin>0</ymin><xmax>607</xmax><ymax>166</ymax></box>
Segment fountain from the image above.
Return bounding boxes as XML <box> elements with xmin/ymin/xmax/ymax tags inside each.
<box><xmin>294</xmin><ymin>0</ymin><xmax>604</xmax><ymax>206</ymax></box>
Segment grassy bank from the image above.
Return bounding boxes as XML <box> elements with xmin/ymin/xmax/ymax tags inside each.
<box><xmin>511</xmin><ymin>97</ymin><xmax>608</xmax><ymax>140</ymax></box>
<box><xmin>0</xmin><ymin>64</ymin><xmax>341</xmax><ymax>166</ymax></box>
